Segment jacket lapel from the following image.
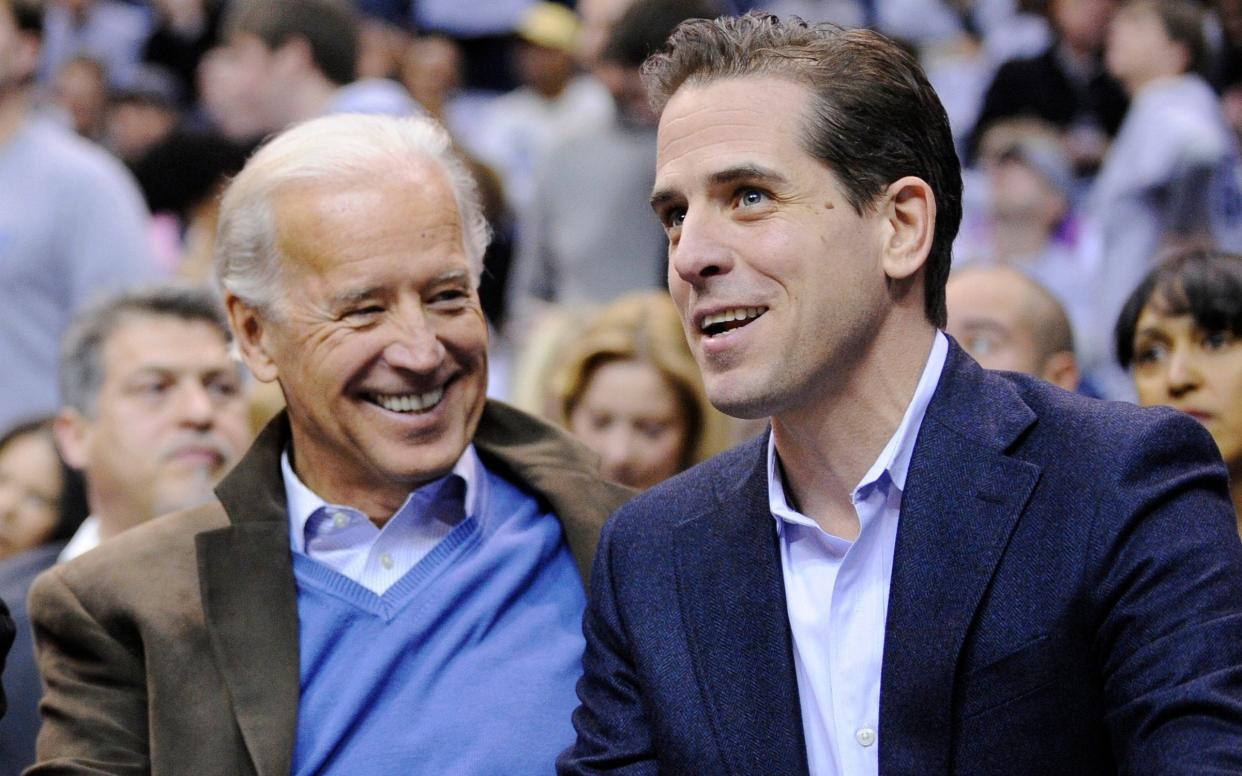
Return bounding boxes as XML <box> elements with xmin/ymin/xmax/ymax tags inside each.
<box><xmin>198</xmin><ymin>416</ymin><xmax>300</xmax><ymax>776</ymax></box>
<box><xmin>878</xmin><ymin>343</ymin><xmax>1040</xmax><ymax>774</ymax></box>
<box><xmin>674</xmin><ymin>436</ymin><xmax>810</xmax><ymax>776</ymax></box>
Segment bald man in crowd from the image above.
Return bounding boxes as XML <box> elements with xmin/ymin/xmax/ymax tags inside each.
<box><xmin>946</xmin><ymin>265</ymin><xmax>1080</xmax><ymax>391</ymax></box>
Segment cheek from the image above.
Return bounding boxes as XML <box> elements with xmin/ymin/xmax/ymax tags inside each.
<box><xmin>1132</xmin><ymin>371</ymin><xmax>1169</xmax><ymax>406</ymax></box>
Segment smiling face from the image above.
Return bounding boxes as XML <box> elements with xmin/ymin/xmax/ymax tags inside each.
<box><xmin>1131</xmin><ymin>302</ymin><xmax>1242</xmax><ymax>466</ymax></box>
<box><xmin>232</xmin><ymin>159</ymin><xmax>488</xmax><ymax>520</ymax></box>
<box><xmin>653</xmin><ymin>76</ymin><xmax>894</xmax><ymax>420</ymax></box>
<box><xmin>568</xmin><ymin>358</ymin><xmax>690</xmax><ymax>490</ymax></box>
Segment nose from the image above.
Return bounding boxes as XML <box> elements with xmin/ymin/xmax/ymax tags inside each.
<box><xmin>177</xmin><ymin>383</ymin><xmax>217</xmax><ymax>429</ymax></box>
<box><xmin>382</xmin><ymin>306</ymin><xmax>447</xmax><ymax>374</ymax></box>
<box><xmin>597</xmin><ymin>426</ymin><xmax>640</xmax><ymax>483</ymax></box>
<box><xmin>669</xmin><ymin>208</ymin><xmax>732</xmax><ymax>287</ymax></box>
<box><xmin>1165</xmin><ymin>346</ymin><xmax>1203</xmax><ymax>398</ymax></box>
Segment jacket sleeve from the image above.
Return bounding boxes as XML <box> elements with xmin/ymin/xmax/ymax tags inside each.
<box><xmin>558</xmin><ymin>517</ymin><xmax>659</xmax><ymax>775</ymax></box>
<box><xmin>1088</xmin><ymin>411</ymin><xmax>1242</xmax><ymax>772</ymax></box>
<box><xmin>25</xmin><ymin>566</ymin><xmax>149</xmax><ymax>775</ymax></box>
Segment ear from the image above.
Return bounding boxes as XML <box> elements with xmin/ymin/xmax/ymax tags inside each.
<box><xmin>1039</xmin><ymin>351</ymin><xmax>1081</xmax><ymax>392</ymax></box>
<box><xmin>226</xmin><ymin>294</ymin><xmax>281</xmax><ymax>384</ymax></box>
<box><xmin>879</xmin><ymin>176</ymin><xmax>936</xmax><ymax>282</ymax></box>
<box><xmin>53</xmin><ymin>408</ymin><xmax>91</xmax><ymax>471</ymax></box>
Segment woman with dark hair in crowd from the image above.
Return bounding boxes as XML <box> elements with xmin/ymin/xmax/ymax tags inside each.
<box><xmin>1115</xmin><ymin>249</ymin><xmax>1242</xmax><ymax>528</ymax></box>
<box><xmin>552</xmin><ymin>292</ymin><xmax>731</xmax><ymax>491</ymax></box>
<box><xmin>0</xmin><ymin>417</ymin><xmax>87</xmax><ymax>561</ymax></box>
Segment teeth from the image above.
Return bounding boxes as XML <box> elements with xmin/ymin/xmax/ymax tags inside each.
<box><xmin>372</xmin><ymin>388</ymin><xmax>444</xmax><ymax>413</ymax></box>
<box><xmin>701</xmin><ymin>307</ymin><xmax>766</xmax><ymax>331</ymax></box>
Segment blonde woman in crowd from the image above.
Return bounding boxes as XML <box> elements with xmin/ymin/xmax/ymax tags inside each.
<box><xmin>552</xmin><ymin>291</ymin><xmax>733</xmax><ymax>490</ymax></box>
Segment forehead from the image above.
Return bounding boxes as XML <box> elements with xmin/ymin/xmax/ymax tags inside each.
<box><xmin>271</xmin><ymin>158</ymin><xmax>465</xmax><ymax>279</ymax></box>
<box><xmin>101</xmin><ymin>314</ymin><xmax>230</xmax><ymax>375</ymax></box>
<box><xmin>947</xmin><ymin>272</ymin><xmax>1030</xmax><ymax>325</ymax></box>
<box><xmin>1136</xmin><ymin>304</ymin><xmax>1196</xmax><ymax>335</ymax></box>
<box><xmin>655</xmin><ymin>76</ymin><xmax>819</xmax><ymax>183</ymax></box>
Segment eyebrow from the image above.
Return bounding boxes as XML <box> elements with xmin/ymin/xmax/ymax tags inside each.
<box><xmin>650</xmin><ymin>164</ymin><xmax>790</xmax><ymax>211</ymax></box>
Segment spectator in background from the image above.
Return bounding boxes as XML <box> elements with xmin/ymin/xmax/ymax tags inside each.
<box><xmin>552</xmin><ymin>292</ymin><xmax>732</xmax><ymax>490</ymax></box>
<box><xmin>971</xmin><ymin>0</ymin><xmax>1127</xmax><ymax>175</ymax></box>
<box><xmin>0</xmin><ymin>417</ymin><xmax>87</xmax><ymax>775</ymax></box>
<box><xmin>957</xmin><ymin>119</ymin><xmax>1099</xmax><ymax>380</ymax></box>
<box><xmin>142</xmin><ymin>0</ymin><xmax>224</xmax><ymax>106</ymax></box>
<box><xmin>38</xmin><ymin>0</ymin><xmax>150</xmax><ymax>89</ymax></box>
<box><xmin>1089</xmin><ymin>0</ymin><xmax>1242</xmax><ymax>398</ymax></box>
<box><xmin>130</xmin><ymin>130</ymin><xmax>253</xmax><ymax>281</ymax></box>
<box><xmin>400</xmin><ymin>34</ymin><xmax>464</xmax><ymax>129</ymax></box>
<box><xmin>106</xmin><ymin>64</ymin><xmax>183</xmax><ymax>163</ymax></box>
<box><xmin>0</xmin><ymin>419</ymin><xmax>85</xmax><ymax>563</ymax></box>
<box><xmin>50</xmin><ymin>54</ymin><xmax>107</xmax><ymax>140</ymax></box>
<box><xmin>1115</xmin><ymin>249</ymin><xmax>1242</xmax><ymax>531</ymax></box>
<box><xmin>467</xmin><ymin>2</ymin><xmax>613</xmax><ymax>214</ymax></box>
<box><xmin>200</xmin><ymin>0</ymin><xmax>420</xmax><ymax>142</ymax></box>
<box><xmin>507</xmin><ymin>0</ymin><xmax>724</xmax><ymax>339</ymax></box>
<box><xmin>946</xmin><ymin>265</ymin><xmax>1081</xmax><ymax>391</ymax></box>
<box><xmin>51</xmin><ymin>284</ymin><xmax>252</xmax><ymax>562</ymax></box>
<box><xmin>0</xmin><ymin>0</ymin><xmax>159</xmax><ymax>435</ymax></box>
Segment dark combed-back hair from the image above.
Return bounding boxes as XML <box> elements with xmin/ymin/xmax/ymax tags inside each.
<box><xmin>1114</xmin><ymin>249</ymin><xmax>1242</xmax><ymax>368</ymax></box>
<box><xmin>641</xmin><ymin>12</ymin><xmax>963</xmax><ymax>327</ymax></box>
<box><xmin>225</xmin><ymin>0</ymin><xmax>359</xmax><ymax>86</ymax></box>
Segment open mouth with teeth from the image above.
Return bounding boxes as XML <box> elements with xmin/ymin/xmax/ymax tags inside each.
<box><xmin>367</xmin><ymin>387</ymin><xmax>445</xmax><ymax>414</ymax></box>
<box><xmin>701</xmin><ymin>307</ymin><xmax>768</xmax><ymax>337</ymax></box>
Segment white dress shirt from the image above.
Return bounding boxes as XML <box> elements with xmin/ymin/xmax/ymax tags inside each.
<box><xmin>282</xmin><ymin>445</ymin><xmax>483</xmax><ymax>595</ymax></box>
<box><xmin>58</xmin><ymin>515</ymin><xmax>101</xmax><ymax>563</ymax></box>
<box><xmin>769</xmin><ymin>332</ymin><xmax>948</xmax><ymax>776</ymax></box>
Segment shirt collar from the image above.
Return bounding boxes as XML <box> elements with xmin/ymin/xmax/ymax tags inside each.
<box><xmin>281</xmin><ymin>443</ymin><xmax>483</xmax><ymax>554</ymax></box>
<box><xmin>768</xmin><ymin>330</ymin><xmax>948</xmax><ymax>517</ymax></box>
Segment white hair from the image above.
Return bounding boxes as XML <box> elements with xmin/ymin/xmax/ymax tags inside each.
<box><xmin>214</xmin><ymin>113</ymin><xmax>492</xmax><ymax>314</ymax></box>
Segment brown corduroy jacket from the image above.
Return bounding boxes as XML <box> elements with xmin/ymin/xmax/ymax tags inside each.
<box><xmin>26</xmin><ymin>400</ymin><xmax>631</xmax><ymax>775</ymax></box>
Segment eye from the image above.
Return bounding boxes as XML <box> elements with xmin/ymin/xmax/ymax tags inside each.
<box><xmin>429</xmin><ymin>287</ymin><xmax>472</xmax><ymax>311</ymax></box>
<box><xmin>1133</xmin><ymin>341</ymin><xmax>1167</xmax><ymax>366</ymax></box>
<box><xmin>636</xmin><ymin>420</ymin><xmax>671</xmax><ymax>440</ymax></box>
<box><xmin>737</xmin><ymin>187</ymin><xmax>768</xmax><ymax>208</ymax></box>
<box><xmin>658</xmin><ymin>206</ymin><xmax>686</xmax><ymax>232</ymax></box>
<box><xmin>344</xmin><ymin>305</ymin><xmax>383</xmax><ymax>320</ymax></box>
<box><xmin>1202</xmin><ymin>330</ymin><xmax>1235</xmax><ymax>351</ymax></box>
<box><xmin>206</xmin><ymin>375</ymin><xmax>241</xmax><ymax>401</ymax></box>
<box><xmin>966</xmin><ymin>333</ymin><xmax>998</xmax><ymax>357</ymax></box>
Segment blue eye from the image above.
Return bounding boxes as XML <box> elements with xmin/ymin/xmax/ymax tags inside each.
<box><xmin>738</xmin><ymin>188</ymin><xmax>767</xmax><ymax>207</ymax></box>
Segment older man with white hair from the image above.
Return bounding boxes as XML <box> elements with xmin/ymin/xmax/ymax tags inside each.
<box><xmin>25</xmin><ymin>113</ymin><xmax>630</xmax><ymax>775</ymax></box>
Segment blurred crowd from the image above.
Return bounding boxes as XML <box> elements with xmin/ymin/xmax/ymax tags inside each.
<box><xmin>3</xmin><ymin>0</ymin><xmax>1242</xmax><ymax>766</ymax></box>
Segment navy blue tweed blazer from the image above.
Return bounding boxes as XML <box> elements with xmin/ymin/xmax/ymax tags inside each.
<box><xmin>560</xmin><ymin>340</ymin><xmax>1242</xmax><ymax>775</ymax></box>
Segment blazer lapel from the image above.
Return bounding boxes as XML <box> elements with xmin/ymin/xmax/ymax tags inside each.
<box><xmin>878</xmin><ymin>344</ymin><xmax>1040</xmax><ymax>774</ymax></box>
<box><xmin>674</xmin><ymin>437</ymin><xmax>810</xmax><ymax>776</ymax></box>
<box><xmin>198</xmin><ymin>416</ymin><xmax>301</xmax><ymax>776</ymax></box>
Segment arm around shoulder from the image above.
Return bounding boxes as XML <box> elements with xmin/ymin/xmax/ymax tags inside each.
<box><xmin>25</xmin><ymin>565</ymin><xmax>149</xmax><ymax>775</ymax></box>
